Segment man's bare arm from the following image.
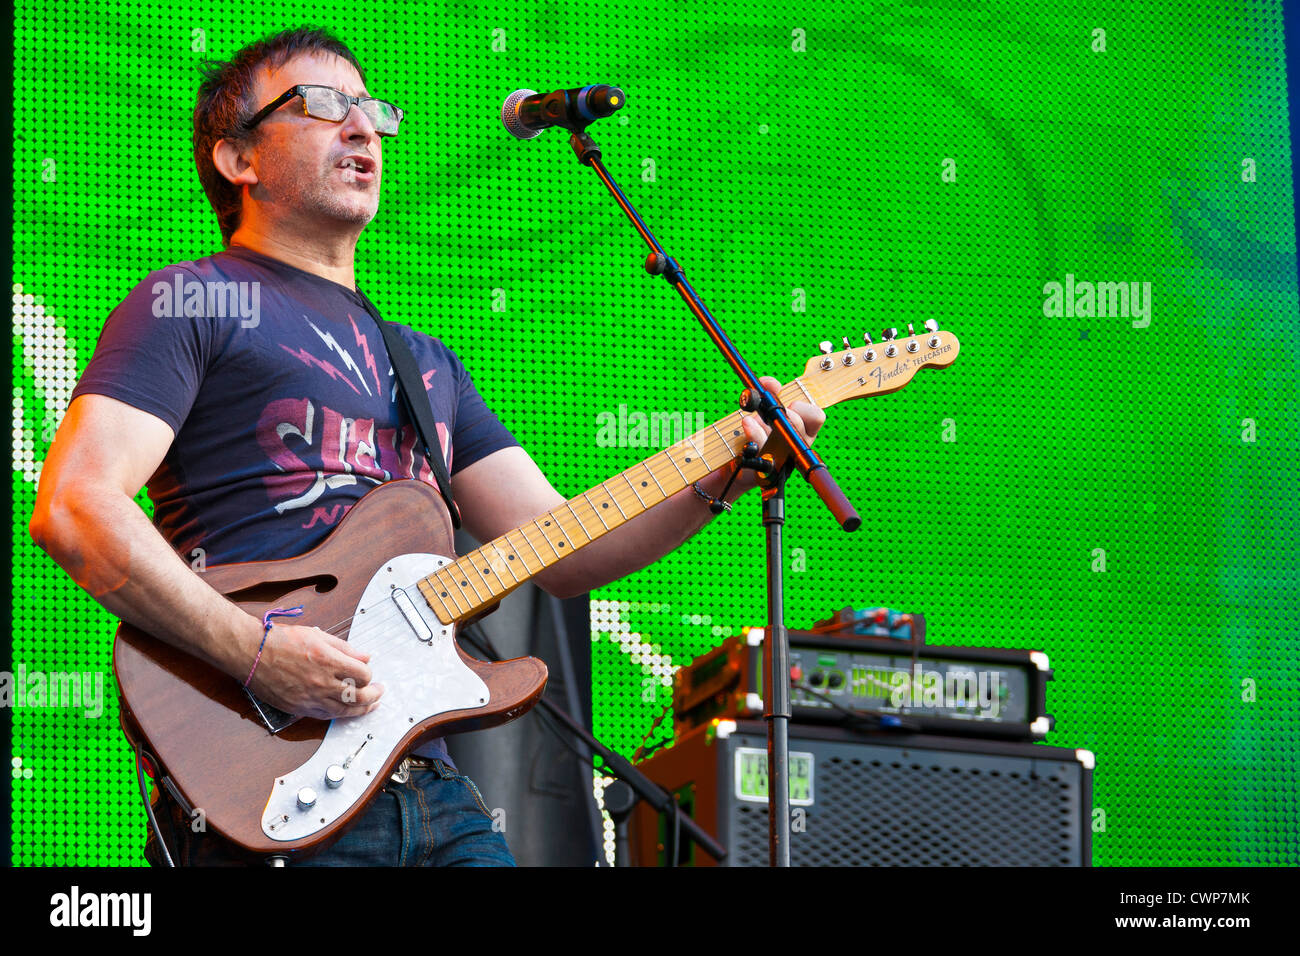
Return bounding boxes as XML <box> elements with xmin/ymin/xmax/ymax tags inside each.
<box><xmin>452</xmin><ymin>377</ymin><xmax>824</xmax><ymax>599</ymax></box>
<box><xmin>29</xmin><ymin>394</ymin><xmax>380</xmax><ymax>719</ymax></box>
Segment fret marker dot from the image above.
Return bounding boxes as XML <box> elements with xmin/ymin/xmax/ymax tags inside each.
<box><xmin>544</xmin><ymin>520</ymin><xmax>551</xmax><ymax>527</ymax></box>
<box><xmin>508</xmin><ymin>554</ymin><xmax>515</xmax><ymax>560</ymax></box>
<box><xmin>602</xmin><ymin>502</ymin><xmax>608</xmax><ymax>509</ymax></box>
<box><xmin>641</xmin><ymin>481</ymin><xmax>647</xmax><ymax>487</ymax></box>
<box><xmin>460</xmin><ymin>580</ymin><xmax>467</xmax><ymax>586</ymax></box>
<box><xmin>557</xmin><ymin>541</ymin><xmax>565</xmax><ymax>548</ymax></box>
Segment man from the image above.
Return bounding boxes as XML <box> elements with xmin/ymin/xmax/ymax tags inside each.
<box><xmin>29</xmin><ymin>27</ymin><xmax>823</xmax><ymax>866</ymax></box>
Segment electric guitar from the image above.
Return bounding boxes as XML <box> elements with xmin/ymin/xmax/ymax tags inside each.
<box><xmin>114</xmin><ymin>327</ymin><xmax>960</xmax><ymax>858</ymax></box>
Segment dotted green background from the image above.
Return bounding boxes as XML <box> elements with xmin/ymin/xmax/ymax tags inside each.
<box><xmin>11</xmin><ymin>1</ymin><xmax>1298</xmax><ymax>865</ymax></box>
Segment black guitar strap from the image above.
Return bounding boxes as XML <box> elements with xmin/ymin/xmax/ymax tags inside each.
<box><xmin>352</xmin><ymin>290</ymin><xmax>461</xmax><ymax>529</ymax></box>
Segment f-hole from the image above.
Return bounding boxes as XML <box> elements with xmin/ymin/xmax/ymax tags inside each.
<box><xmin>226</xmin><ymin>575</ymin><xmax>338</xmax><ymax>604</ymax></box>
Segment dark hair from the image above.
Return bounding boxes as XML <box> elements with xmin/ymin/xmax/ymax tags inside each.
<box><xmin>193</xmin><ymin>27</ymin><xmax>368</xmax><ymax>246</ymax></box>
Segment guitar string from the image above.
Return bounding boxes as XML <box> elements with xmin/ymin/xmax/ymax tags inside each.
<box><xmin>301</xmin><ymin>414</ymin><xmax>751</xmax><ymax>640</ymax></box>
<box><xmin>294</xmin><ymin>377</ymin><xmax>861</xmax><ymax>648</ymax></box>
<box><xmin>238</xmin><ymin>361</ymin><xmax>947</xmax><ymax>713</ymax></box>
<box><xmin>284</xmin><ymin>375</ymin><xmax>869</xmax><ymax>652</ymax></box>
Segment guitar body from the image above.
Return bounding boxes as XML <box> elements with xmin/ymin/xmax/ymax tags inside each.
<box><xmin>114</xmin><ymin>478</ymin><xmax>547</xmax><ymax>860</ymax></box>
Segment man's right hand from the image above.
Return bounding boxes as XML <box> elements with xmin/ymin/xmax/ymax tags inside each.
<box><xmin>243</xmin><ymin>619</ymin><xmax>385</xmax><ymax>720</ymax></box>
<box><xmin>32</xmin><ymin>394</ymin><xmax>389</xmax><ymax>722</ymax></box>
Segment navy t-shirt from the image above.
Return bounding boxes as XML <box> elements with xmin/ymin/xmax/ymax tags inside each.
<box><xmin>70</xmin><ymin>243</ymin><xmax>519</xmax><ymax>765</ymax></box>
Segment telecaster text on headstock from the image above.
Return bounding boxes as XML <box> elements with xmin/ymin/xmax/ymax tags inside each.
<box><xmin>861</xmin><ymin>341</ymin><xmax>955</xmax><ymax>388</ymax></box>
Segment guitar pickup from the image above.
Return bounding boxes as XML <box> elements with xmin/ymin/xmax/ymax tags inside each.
<box><xmin>392</xmin><ymin>586</ymin><xmax>433</xmax><ymax>643</ymax></box>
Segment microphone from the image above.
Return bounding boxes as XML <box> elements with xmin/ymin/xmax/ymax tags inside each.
<box><xmin>500</xmin><ymin>85</ymin><xmax>626</xmax><ymax>139</ymax></box>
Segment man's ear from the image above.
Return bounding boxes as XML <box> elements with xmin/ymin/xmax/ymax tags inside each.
<box><xmin>212</xmin><ymin>137</ymin><xmax>258</xmax><ymax>187</ymax></box>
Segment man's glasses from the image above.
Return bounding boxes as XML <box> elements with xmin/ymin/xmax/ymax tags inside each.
<box><xmin>243</xmin><ymin>85</ymin><xmax>404</xmax><ymax>137</ymax></box>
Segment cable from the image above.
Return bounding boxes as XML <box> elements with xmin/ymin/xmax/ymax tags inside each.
<box><xmin>631</xmin><ymin>697</ymin><xmax>673</xmax><ymax>764</ymax></box>
<box><xmin>631</xmin><ymin>733</ymin><xmax>673</xmax><ymax>764</ymax></box>
<box><xmin>790</xmin><ymin>680</ymin><xmax>925</xmax><ymax>733</ymax></box>
<box><xmin>461</xmin><ymin>620</ymin><xmax>699</xmax><ymax>867</ymax></box>
<box><xmin>135</xmin><ymin>747</ymin><xmax>175</xmax><ymax>868</ymax></box>
<box><xmin>458</xmin><ymin>622</ymin><xmax>594</xmax><ymax>762</ymax></box>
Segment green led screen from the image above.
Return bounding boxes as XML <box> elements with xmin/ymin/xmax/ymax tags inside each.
<box><xmin>11</xmin><ymin>1</ymin><xmax>1299</xmax><ymax>865</ymax></box>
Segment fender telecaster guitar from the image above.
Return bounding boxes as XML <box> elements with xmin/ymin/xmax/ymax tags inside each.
<box><xmin>115</xmin><ymin>328</ymin><xmax>960</xmax><ymax>858</ymax></box>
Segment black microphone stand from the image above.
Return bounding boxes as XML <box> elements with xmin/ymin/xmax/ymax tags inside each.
<box><xmin>556</xmin><ymin>121</ymin><xmax>861</xmax><ymax>866</ymax></box>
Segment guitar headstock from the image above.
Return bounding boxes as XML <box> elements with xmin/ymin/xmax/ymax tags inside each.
<box><xmin>790</xmin><ymin>322</ymin><xmax>961</xmax><ymax>410</ymax></box>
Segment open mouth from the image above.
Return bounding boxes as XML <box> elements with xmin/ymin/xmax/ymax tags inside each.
<box><xmin>336</xmin><ymin>155</ymin><xmax>376</xmax><ymax>182</ymax></box>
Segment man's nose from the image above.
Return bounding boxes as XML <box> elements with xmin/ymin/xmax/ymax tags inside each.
<box><xmin>340</xmin><ymin>104</ymin><xmax>379</xmax><ymax>144</ymax></box>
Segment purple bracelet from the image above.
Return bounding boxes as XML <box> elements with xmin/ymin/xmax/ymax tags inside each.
<box><xmin>243</xmin><ymin>605</ymin><xmax>305</xmax><ymax>688</ymax></box>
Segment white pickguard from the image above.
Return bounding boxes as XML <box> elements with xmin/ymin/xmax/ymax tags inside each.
<box><xmin>261</xmin><ymin>552</ymin><xmax>487</xmax><ymax>842</ymax></box>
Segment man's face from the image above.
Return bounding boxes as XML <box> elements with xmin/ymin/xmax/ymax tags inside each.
<box><xmin>241</xmin><ymin>51</ymin><xmax>384</xmax><ymax>235</ymax></box>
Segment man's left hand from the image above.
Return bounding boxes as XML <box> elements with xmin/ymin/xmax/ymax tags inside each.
<box><xmin>702</xmin><ymin>375</ymin><xmax>826</xmax><ymax>501</ymax></box>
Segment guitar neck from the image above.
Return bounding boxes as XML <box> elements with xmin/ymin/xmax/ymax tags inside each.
<box><xmin>414</xmin><ymin>324</ymin><xmax>963</xmax><ymax>624</ymax></box>
<box><xmin>416</xmin><ymin>379</ymin><xmax>813</xmax><ymax>624</ymax></box>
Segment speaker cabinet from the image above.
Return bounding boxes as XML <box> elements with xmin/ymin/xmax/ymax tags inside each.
<box><xmin>630</xmin><ymin>720</ymin><xmax>1092</xmax><ymax>866</ymax></box>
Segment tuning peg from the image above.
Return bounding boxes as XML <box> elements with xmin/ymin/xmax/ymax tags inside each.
<box><xmin>907</xmin><ymin>322</ymin><xmax>916</xmax><ymax>337</ymax></box>
<box><xmin>819</xmin><ymin>341</ymin><xmax>834</xmax><ymax>354</ymax></box>
<box><xmin>924</xmin><ymin>319</ymin><xmax>940</xmax><ymax>333</ymax></box>
<box><xmin>881</xmin><ymin>328</ymin><xmax>898</xmax><ymax>341</ymax></box>
<box><xmin>863</xmin><ymin>332</ymin><xmax>873</xmax><ymax>346</ymax></box>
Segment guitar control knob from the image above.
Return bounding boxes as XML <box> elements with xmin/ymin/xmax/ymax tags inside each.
<box><xmin>325</xmin><ymin>765</ymin><xmax>346</xmax><ymax>789</ymax></box>
<box><xmin>296</xmin><ymin>787</ymin><xmax>318</xmax><ymax>810</ymax></box>
<box><xmin>881</xmin><ymin>328</ymin><xmax>898</xmax><ymax>341</ymax></box>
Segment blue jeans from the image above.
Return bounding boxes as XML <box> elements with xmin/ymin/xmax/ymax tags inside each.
<box><xmin>145</xmin><ymin>759</ymin><xmax>515</xmax><ymax>867</ymax></box>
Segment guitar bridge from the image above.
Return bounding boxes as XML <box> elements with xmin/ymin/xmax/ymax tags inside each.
<box><xmin>243</xmin><ymin>687</ymin><xmax>300</xmax><ymax>734</ymax></box>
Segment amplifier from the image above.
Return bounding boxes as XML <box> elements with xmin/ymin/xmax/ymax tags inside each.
<box><xmin>629</xmin><ymin>720</ymin><xmax>1093</xmax><ymax>866</ymax></box>
<box><xmin>674</xmin><ymin>629</ymin><xmax>1054</xmax><ymax>740</ymax></box>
